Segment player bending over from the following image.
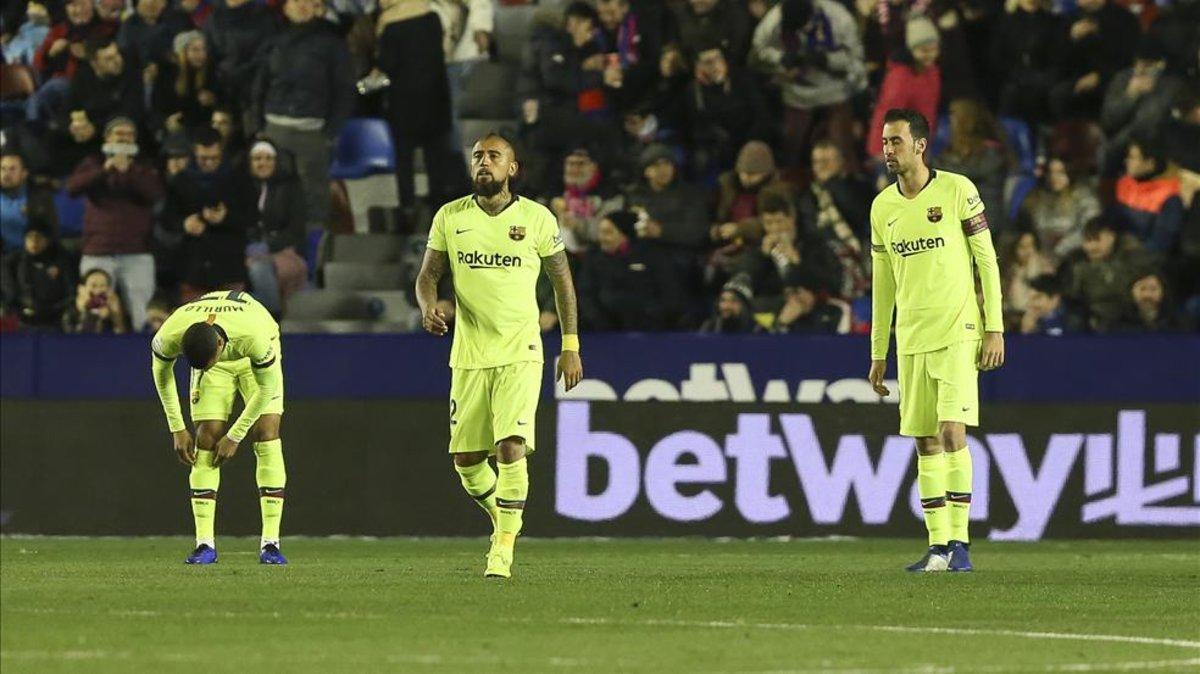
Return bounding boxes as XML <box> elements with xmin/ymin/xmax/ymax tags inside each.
<box><xmin>868</xmin><ymin>109</ymin><xmax>1005</xmax><ymax>572</ymax></box>
<box><xmin>416</xmin><ymin>133</ymin><xmax>583</xmax><ymax>579</ymax></box>
<box><xmin>151</xmin><ymin>291</ymin><xmax>288</xmax><ymax>565</ymax></box>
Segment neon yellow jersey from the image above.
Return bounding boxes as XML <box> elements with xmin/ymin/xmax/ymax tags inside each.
<box><xmin>152</xmin><ymin>291</ymin><xmax>279</xmax><ymax>366</ymax></box>
<box><xmin>427</xmin><ymin>195</ymin><xmax>564</xmax><ymax>369</ymax></box>
<box><xmin>150</xmin><ymin>290</ymin><xmax>282</xmax><ymax>439</ymax></box>
<box><xmin>869</xmin><ymin>169</ymin><xmax>1003</xmax><ymax>359</ymax></box>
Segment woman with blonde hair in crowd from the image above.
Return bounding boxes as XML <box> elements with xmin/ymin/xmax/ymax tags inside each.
<box><xmin>151</xmin><ymin>30</ymin><xmax>222</xmax><ymax>137</ymax></box>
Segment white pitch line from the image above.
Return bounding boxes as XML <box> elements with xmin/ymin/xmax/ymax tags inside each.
<box><xmin>562</xmin><ymin>617</ymin><xmax>1200</xmax><ymax>650</ymax></box>
<box><xmin>740</xmin><ymin>658</ymin><xmax>1200</xmax><ymax>674</ymax></box>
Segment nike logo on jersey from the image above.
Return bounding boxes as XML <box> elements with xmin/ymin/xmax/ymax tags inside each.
<box><xmin>517</xmin><ymin>421</ymin><xmax>528</xmax><ymax>426</ymax></box>
<box><xmin>456</xmin><ymin>229</ymin><xmax>472</xmax><ymax>235</ymax></box>
<box><xmin>886</xmin><ymin>218</ymin><xmax>899</xmax><ymax>228</ymax></box>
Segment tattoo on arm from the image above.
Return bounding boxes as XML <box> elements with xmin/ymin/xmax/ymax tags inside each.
<box><xmin>542</xmin><ymin>251</ymin><xmax>578</xmax><ymax>336</ymax></box>
<box><xmin>415</xmin><ymin>249</ymin><xmax>450</xmax><ymax>313</ymax></box>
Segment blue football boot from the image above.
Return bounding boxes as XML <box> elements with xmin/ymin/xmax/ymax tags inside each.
<box><xmin>259</xmin><ymin>544</ymin><xmax>288</xmax><ymax>565</ymax></box>
<box><xmin>905</xmin><ymin>545</ymin><xmax>949</xmax><ymax>572</ymax></box>
<box><xmin>948</xmin><ymin>540</ymin><xmax>973</xmax><ymax>572</ymax></box>
<box><xmin>185</xmin><ymin>544</ymin><xmax>217</xmax><ymax>565</ymax></box>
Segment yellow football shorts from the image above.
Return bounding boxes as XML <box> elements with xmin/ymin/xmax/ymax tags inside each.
<box><xmin>189</xmin><ymin>357</ymin><xmax>285</xmax><ymax>423</ymax></box>
<box><xmin>897</xmin><ymin>339</ymin><xmax>980</xmax><ymax>437</ymax></box>
<box><xmin>449</xmin><ymin>361</ymin><xmax>542</xmax><ymax>454</ymax></box>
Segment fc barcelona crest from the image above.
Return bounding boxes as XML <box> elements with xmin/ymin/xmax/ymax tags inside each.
<box><xmin>509</xmin><ymin>226</ymin><xmax>526</xmax><ymax>241</ymax></box>
<box><xmin>927</xmin><ymin>206</ymin><xmax>943</xmax><ymax>223</ymax></box>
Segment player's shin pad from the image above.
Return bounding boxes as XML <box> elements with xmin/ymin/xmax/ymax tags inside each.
<box><xmin>495</xmin><ymin>458</ymin><xmax>529</xmax><ymax>542</ymax></box>
<box><xmin>917</xmin><ymin>452</ymin><xmax>949</xmax><ymax>546</ymax></box>
<box><xmin>190</xmin><ymin>449</ymin><xmax>220</xmax><ymax>543</ymax></box>
<box><xmin>945</xmin><ymin>448</ymin><xmax>973</xmax><ymax>544</ymax></box>
<box><xmin>254</xmin><ymin>440</ymin><xmax>286</xmax><ymax>543</ymax></box>
<box><xmin>455</xmin><ymin>460</ymin><xmax>499</xmax><ymax>529</ymax></box>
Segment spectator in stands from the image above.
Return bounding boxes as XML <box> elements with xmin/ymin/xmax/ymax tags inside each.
<box><xmin>253</xmin><ymin>0</ymin><xmax>353</xmax><ymax>230</ymax></box>
<box><xmin>1116</xmin><ymin>270</ymin><xmax>1189</xmax><ymax>332</ymax></box>
<box><xmin>1067</xmin><ymin>217</ymin><xmax>1146</xmax><ymax>332</ymax></box>
<box><xmin>1099</xmin><ymin>40</ymin><xmax>1183</xmax><ymax>175</ymax></box>
<box><xmin>118</xmin><ymin>0</ymin><xmax>190</xmax><ymax>76</ymax></box>
<box><xmin>680</xmin><ymin>43</ymin><xmax>771</xmax><ymax>179</ymax></box>
<box><xmin>65</xmin><ymin>116</ymin><xmax>162</xmax><ymax>330</ymax></box>
<box><xmin>205</xmin><ymin>0</ymin><xmax>280</xmax><ymax>132</ymax></box>
<box><xmin>1168</xmin><ymin>133</ymin><xmax>1200</xmax><ymax>323</ymax></box>
<box><xmin>1</xmin><ymin>218</ymin><xmax>75</xmax><ymax>330</ymax></box>
<box><xmin>771</xmin><ymin>266</ymin><xmax>844</xmax><ymax>333</ymax></box>
<box><xmin>866</xmin><ymin>16</ymin><xmax>941</xmax><ymax>163</ymax></box>
<box><xmin>739</xmin><ymin>191</ymin><xmax>841</xmax><ymax>308</ymax></box>
<box><xmin>1049</xmin><ymin>0</ymin><xmax>1138</xmax><ymax>121</ymax></box>
<box><xmin>375</xmin><ymin>0</ymin><xmax>468</xmax><ymax>216</ymax></box>
<box><xmin>669</xmin><ymin>0</ymin><xmax>754</xmax><ymax>65</ymax></box>
<box><xmin>152</xmin><ymin>132</ymin><xmax>191</xmax><ymax>292</ymax></box>
<box><xmin>1</xmin><ymin>150</ymin><xmax>58</xmax><ymax>254</ymax></box>
<box><xmin>245</xmin><ymin>139</ymin><xmax>308</xmax><ymax>316</ymax></box>
<box><xmin>933</xmin><ymin>97</ymin><xmax>1010</xmax><ymax>232</ymax></box>
<box><xmin>1002</xmin><ymin>230</ymin><xmax>1056</xmax><ymax>327</ymax></box>
<box><xmin>862</xmin><ymin>0</ymin><xmax>978</xmax><ymax>101</ymax></box>
<box><xmin>65</xmin><ymin>37</ymin><xmax>145</xmax><ymax>136</ymax></box>
<box><xmin>1019</xmin><ymin>273</ymin><xmax>1079</xmax><ymax>335</ymax></box>
<box><xmin>1149</xmin><ymin>0</ymin><xmax>1200</xmax><ymax>79</ymax></box>
<box><xmin>750</xmin><ymin>0</ymin><xmax>867</xmax><ymax>177</ymax></box>
<box><xmin>163</xmin><ymin>127</ymin><xmax>248</xmax><ymax>301</ymax></box>
<box><xmin>577</xmin><ymin>210</ymin><xmax>682</xmax><ymax>331</ymax></box>
<box><xmin>548</xmin><ymin>147</ymin><xmax>624</xmax><ymax>254</ymax></box>
<box><xmin>594</xmin><ymin>0</ymin><xmax>666</xmax><ymax>112</ymax></box>
<box><xmin>1016</xmin><ymin>156</ymin><xmax>1101</xmax><ymax>263</ymax></box>
<box><xmin>63</xmin><ymin>267</ymin><xmax>128</xmax><ymax>333</ymax></box>
<box><xmin>625</xmin><ymin>144</ymin><xmax>710</xmax><ymax>253</ymax></box>
<box><xmin>4</xmin><ymin>1</ymin><xmax>51</xmax><ymax>67</ymax></box>
<box><xmin>990</xmin><ymin>0</ymin><xmax>1060</xmax><ymax>125</ymax></box>
<box><xmin>711</xmin><ymin>140</ymin><xmax>792</xmax><ymax>249</ymax></box>
<box><xmin>151</xmin><ymin>31</ymin><xmax>222</xmax><ymax>137</ymax></box>
<box><xmin>29</xmin><ymin>0</ymin><xmax>117</xmax><ymax>126</ymax></box>
<box><xmin>143</xmin><ymin>294</ymin><xmax>173</xmax><ymax>332</ymax></box>
<box><xmin>1114</xmin><ymin>138</ymin><xmax>1183</xmax><ymax>256</ymax></box>
<box><xmin>210</xmin><ymin>106</ymin><xmax>244</xmax><ymax>158</ymax></box>
<box><xmin>431</xmin><ymin>0</ymin><xmax>493</xmax><ymax>154</ymax></box>
<box><xmin>699</xmin><ymin>273</ymin><xmax>761</xmax><ymax>333</ymax></box>
<box><xmin>799</xmin><ymin>140</ymin><xmax>872</xmax><ymax>299</ymax></box>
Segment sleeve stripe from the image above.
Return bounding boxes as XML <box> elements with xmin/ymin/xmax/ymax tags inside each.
<box><xmin>962</xmin><ymin>213</ymin><xmax>989</xmax><ymax>236</ymax></box>
<box><xmin>251</xmin><ymin>357</ymin><xmax>277</xmax><ymax>370</ymax></box>
<box><xmin>871</xmin><ymin>244</ymin><xmax>887</xmax><ymax>253</ymax></box>
<box><xmin>152</xmin><ymin>350</ymin><xmax>175</xmax><ymax>362</ymax></box>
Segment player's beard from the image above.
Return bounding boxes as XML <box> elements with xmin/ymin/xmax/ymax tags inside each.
<box><xmin>473</xmin><ymin>172</ymin><xmax>506</xmax><ymax>198</ymax></box>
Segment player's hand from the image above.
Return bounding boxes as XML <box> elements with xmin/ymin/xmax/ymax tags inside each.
<box><xmin>868</xmin><ymin>359</ymin><xmax>889</xmax><ymax>396</ymax></box>
<box><xmin>557</xmin><ymin>350</ymin><xmax>583</xmax><ymax>391</ymax></box>
<box><xmin>422</xmin><ymin>306</ymin><xmax>448</xmax><ymax>335</ymax></box>
<box><xmin>211</xmin><ymin>436</ymin><xmax>239</xmax><ymax>467</ymax></box>
<box><xmin>173</xmin><ymin>429</ymin><xmax>196</xmax><ymax>466</ymax></box>
<box><xmin>979</xmin><ymin>332</ymin><xmax>1005</xmax><ymax>371</ymax></box>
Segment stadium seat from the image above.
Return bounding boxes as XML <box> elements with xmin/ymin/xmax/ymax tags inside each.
<box><xmin>329</xmin><ymin>118</ymin><xmax>396</xmax><ymax>180</ymax></box>
<box><xmin>331</xmin><ymin>233</ymin><xmax>405</xmax><ymax>264</ymax></box>
<box><xmin>304</xmin><ymin>228</ymin><xmax>328</xmax><ymax>283</ymax></box>
<box><xmin>456</xmin><ymin>62</ymin><xmax>519</xmax><ymax>120</ymax></box>
<box><xmin>285</xmin><ymin>289</ymin><xmax>416</xmax><ymax>324</ymax></box>
<box><xmin>322</xmin><ymin>261</ymin><xmax>404</xmax><ymax>291</ymax></box>
<box><xmin>493</xmin><ymin>5</ymin><xmax>537</xmax><ymax>66</ymax></box>
<box><xmin>1000</xmin><ymin>116</ymin><xmax>1036</xmax><ymax>175</ymax></box>
<box><xmin>53</xmin><ymin>188</ymin><xmax>85</xmax><ymax>238</ymax></box>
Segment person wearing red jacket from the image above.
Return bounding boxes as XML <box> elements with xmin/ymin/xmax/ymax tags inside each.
<box><xmin>866</xmin><ymin>16</ymin><xmax>941</xmax><ymax>160</ymax></box>
<box><xmin>28</xmin><ymin>0</ymin><xmax>118</xmax><ymax>125</ymax></box>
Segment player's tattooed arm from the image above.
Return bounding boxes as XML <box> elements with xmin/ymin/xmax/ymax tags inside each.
<box><xmin>416</xmin><ymin>249</ymin><xmax>451</xmax><ymax>336</ymax></box>
<box><xmin>542</xmin><ymin>250</ymin><xmax>578</xmax><ymax>336</ymax></box>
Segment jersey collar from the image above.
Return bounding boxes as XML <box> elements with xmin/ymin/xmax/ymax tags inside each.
<box><xmin>896</xmin><ymin>168</ymin><xmax>937</xmax><ymax>199</ymax></box>
<box><xmin>472</xmin><ymin>193</ymin><xmax>520</xmax><ymax>217</ymax></box>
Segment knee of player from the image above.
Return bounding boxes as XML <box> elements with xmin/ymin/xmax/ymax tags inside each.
<box><xmin>251</xmin><ymin>415</ymin><xmax>282</xmax><ymax>442</ymax></box>
<box><xmin>914</xmin><ymin>436</ymin><xmax>942</xmax><ymax>456</ymax></box>
<box><xmin>939</xmin><ymin>424</ymin><xmax>967</xmax><ymax>452</ymax></box>
<box><xmin>195</xmin><ymin>421</ymin><xmax>227</xmax><ymax>449</ymax></box>
<box><xmin>452</xmin><ymin>451</ymin><xmax>490</xmax><ymax>468</ymax></box>
<box><xmin>496</xmin><ymin>437</ymin><xmax>527</xmax><ymax>462</ymax></box>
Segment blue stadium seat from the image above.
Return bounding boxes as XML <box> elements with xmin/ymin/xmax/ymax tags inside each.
<box><xmin>851</xmin><ymin>295</ymin><xmax>872</xmax><ymax>324</ymax></box>
<box><xmin>1000</xmin><ymin>116</ymin><xmax>1036</xmax><ymax>175</ymax></box>
<box><xmin>305</xmin><ymin>228</ymin><xmax>327</xmax><ymax>282</ymax></box>
<box><xmin>54</xmin><ymin>187</ymin><xmax>85</xmax><ymax>238</ymax></box>
<box><xmin>329</xmin><ymin>118</ymin><xmax>396</xmax><ymax>180</ymax></box>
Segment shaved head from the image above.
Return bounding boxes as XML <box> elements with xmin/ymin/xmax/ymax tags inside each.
<box><xmin>471</xmin><ymin>134</ymin><xmax>518</xmax><ymax>197</ymax></box>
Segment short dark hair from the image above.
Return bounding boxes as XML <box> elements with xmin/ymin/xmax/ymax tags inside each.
<box><xmin>882</xmin><ymin>108</ymin><xmax>930</xmax><ymax>142</ymax></box>
<box><xmin>81</xmin><ymin>268</ymin><xmax>113</xmax><ymax>285</ymax></box>
<box><xmin>190</xmin><ymin>126</ymin><xmax>222</xmax><ymax>148</ymax></box>
<box><xmin>182</xmin><ymin>322</ymin><xmax>221</xmax><ymax>370</ymax></box>
<box><xmin>564</xmin><ymin>1</ymin><xmax>599</xmax><ymax>22</ymax></box>
<box><xmin>1082</xmin><ymin>216</ymin><xmax>1116</xmax><ymax>239</ymax></box>
<box><xmin>475</xmin><ymin>132</ymin><xmax>517</xmax><ymax>159</ymax></box>
<box><xmin>1028</xmin><ymin>273</ymin><xmax>1061</xmax><ymax>297</ymax></box>
<box><xmin>759</xmin><ymin>193</ymin><xmax>794</xmax><ymax>216</ymax></box>
<box><xmin>86</xmin><ymin>36</ymin><xmax>118</xmax><ymax>61</ymax></box>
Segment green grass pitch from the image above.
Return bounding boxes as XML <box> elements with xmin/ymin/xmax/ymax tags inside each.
<box><xmin>2</xmin><ymin>537</ymin><xmax>1198</xmax><ymax>673</ymax></box>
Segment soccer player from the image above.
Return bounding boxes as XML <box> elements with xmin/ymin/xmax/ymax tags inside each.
<box><xmin>415</xmin><ymin>133</ymin><xmax>583</xmax><ymax>579</ymax></box>
<box><xmin>867</xmin><ymin>109</ymin><xmax>1004</xmax><ymax>573</ymax></box>
<box><xmin>150</xmin><ymin>290</ymin><xmax>288</xmax><ymax>565</ymax></box>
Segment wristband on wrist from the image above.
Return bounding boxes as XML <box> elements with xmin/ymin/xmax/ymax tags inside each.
<box><xmin>561</xmin><ymin>334</ymin><xmax>580</xmax><ymax>352</ymax></box>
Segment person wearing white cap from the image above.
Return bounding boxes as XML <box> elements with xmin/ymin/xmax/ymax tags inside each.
<box><xmin>244</xmin><ymin>139</ymin><xmax>309</xmax><ymax>315</ymax></box>
<box><xmin>866</xmin><ymin>15</ymin><xmax>942</xmax><ymax>162</ymax></box>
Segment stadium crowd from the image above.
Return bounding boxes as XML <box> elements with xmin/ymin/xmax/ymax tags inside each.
<box><xmin>1</xmin><ymin>0</ymin><xmax>1197</xmax><ymax>335</ymax></box>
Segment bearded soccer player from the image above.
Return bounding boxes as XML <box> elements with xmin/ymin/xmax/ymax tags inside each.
<box><xmin>415</xmin><ymin>134</ymin><xmax>583</xmax><ymax>579</ymax></box>
<box><xmin>868</xmin><ymin>109</ymin><xmax>1004</xmax><ymax>573</ymax></box>
<box><xmin>151</xmin><ymin>291</ymin><xmax>288</xmax><ymax>565</ymax></box>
